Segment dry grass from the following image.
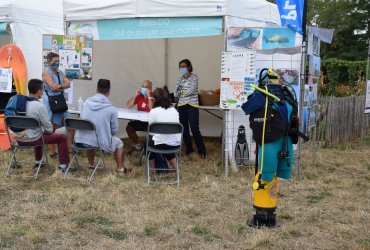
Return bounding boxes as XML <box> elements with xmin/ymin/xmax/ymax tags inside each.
<box><xmin>0</xmin><ymin>138</ymin><xmax>369</xmax><ymax>249</ymax></box>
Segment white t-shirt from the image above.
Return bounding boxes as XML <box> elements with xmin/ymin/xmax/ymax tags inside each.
<box><xmin>148</xmin><ymin>106</ymin><xmax>181</xmax><ymax>146</ymax></box>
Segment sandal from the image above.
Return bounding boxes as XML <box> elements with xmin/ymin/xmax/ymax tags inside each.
<box><xmin>115</xmin><ymin>167</ymin><xmax>133</xmax><ymax>175</ymax></box>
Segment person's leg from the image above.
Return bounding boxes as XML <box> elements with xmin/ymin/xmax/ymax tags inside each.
<box><xmin>178</xmin><ymin>105</ymin><xmax>193</xmax><ymax>154</ymax></box>
<box><xmin>18</xmin><ymin>138</ymin><xmax>43</xmax><ymax>162</ymax></box>
<box><xmin>43</xmin><ymin>133</ymin><xmax>70</xmax><ymax>165</ymax></box>
<box><xmin>47</xmin><ymin>124</ymin><xmax>57</xmax><ymax>157</ymax></box>
<box><xmin>112</xmin><ymin>137</ymin><xmax>132</xmax><ymax>174</ymax></box>
<box><xmin>126</xmin><ymin>121</ymin><xmax>140</xmax><ymax>145</ymax></box>
<box><xmin>86</xmin><ymin>150</ymin><xmax>95</xmax><ymax>166</ymax></box>
<box><xmin>187</xmin><ymin>106</ymin><xmax>206</xmax><ymax>157</ymax></box>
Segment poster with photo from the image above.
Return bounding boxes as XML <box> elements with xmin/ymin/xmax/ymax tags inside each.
<box><xmin>276</xmin><ymin>69</ymin><xmax>299</xmax><ymax>86</ymax></box>
<box><xmin>63</xmin><ymin>81</ymin><xmax>74</xmax><ymax>104</ymax></box>
<box><xmin>262</xmin><ymin>28</ymin><xmax>296</xmax><ymax>50</ymax></box>
<box><xmin>220</xmin><ymin>51</ymin><xmax>256</xmax><ymax>109</ymax></box>
<box><xmin>0</xmin><ymin>68</ymin><xmax>12</xmax><ymax>93</ymax></box>
<box><xmin>308</xmin><ymin>33</ymin><xmax>320</xmax><ymax>56</ymax></box>
<box><xmin>42</xmin><ymin>34</ymin><xmax>93</xmax><ymax>80</ymax></box>
<box><xmin>308</xmin><ymin>55</ymin><xmax>320</xmax><ymax>86</ymax></box>
<box><xmin>227</xmin><ymin>27</ymin><xmax>261</xmax><ymax>51</ymax></box>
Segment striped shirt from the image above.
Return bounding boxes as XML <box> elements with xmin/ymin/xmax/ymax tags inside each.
<box><xmin>174</xmin><ymin>73</ymin><xmax>199</xmax><ymax>107</ymax></box>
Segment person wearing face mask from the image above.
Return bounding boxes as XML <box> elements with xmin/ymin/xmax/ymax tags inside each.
<box><xmin>42</xmin><ymin>52</ymin><xmax>72</xmax><ymax>158</ymax></box>
<box><xmin>126</xmin><ymin>80</ymin><xmax>154</xmax><ymax>153</ymax></box>
<box><xmin>175</xmin><ymin>59</ymin><xmax>206</xmax><ymax>158</ymax></box>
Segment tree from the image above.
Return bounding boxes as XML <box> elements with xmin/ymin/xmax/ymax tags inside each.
<box><xmin>307</xmin><ymin>0</ymin><xmax>369</xmax><ymax>61</ymax></box>
<box><xmin>267</xmin><ymin>0</ymin><xmax>369</xmax><ymax>61</ymax></box>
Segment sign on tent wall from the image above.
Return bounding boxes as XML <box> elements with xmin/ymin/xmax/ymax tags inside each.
<box><xmin>42</xmin><ymin>35</ymin><xmax>93</xmax><ymax>81</ymax></box>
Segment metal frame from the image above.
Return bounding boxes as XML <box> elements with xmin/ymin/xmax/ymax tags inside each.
<box><xmin>4</xmin><ymin>115</ymin><xmax>51</xmax><ymax>179</ymax></box>
<box><xmin>64</xmin><ymin>117</ymin><xmax>107</xmax><ymax>184</ymax></box>
<box><xmin>145</xmin><ymin>122</ymin><xmax>183</xmax><ymax>186</ymax></box>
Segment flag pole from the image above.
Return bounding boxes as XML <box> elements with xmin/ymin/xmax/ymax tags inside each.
<box><xmin>296</xmin><ymin>0</ymin><xmax>308</xmax><ymax>180</ymax></box>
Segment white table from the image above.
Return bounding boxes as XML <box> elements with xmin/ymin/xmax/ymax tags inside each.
<box><xmin>69</xmin><ymin>108</ymin><xmax>149</xmax><ymax>122</ymax></box>
<box><xmin>199</xmin><ymin>105</ymin><xmax>223</xmax><ymax>120</ymax></box>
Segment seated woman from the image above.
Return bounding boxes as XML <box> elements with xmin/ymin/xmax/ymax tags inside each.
<box><xmin>148</xmin><ymin>86</ymin><xmax>181</xmax><ymax>171</ymax></box>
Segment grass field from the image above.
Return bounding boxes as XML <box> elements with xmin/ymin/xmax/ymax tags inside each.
<box><xmin>0</xmin><ymin>138</ymin><xmax>369</xmax><ymax>249</ymax></box>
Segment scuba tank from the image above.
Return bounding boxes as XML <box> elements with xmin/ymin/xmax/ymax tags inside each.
<box><xmin>234</xmin><ymin>125</ymin><xmax>249</xmax><ymax>165</ymax></box>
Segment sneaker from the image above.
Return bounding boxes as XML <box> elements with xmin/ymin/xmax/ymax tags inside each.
<box><xmin>59</xmin><ymin>165</ymin><xmax>78</xmax><ymax>173</ymax></box>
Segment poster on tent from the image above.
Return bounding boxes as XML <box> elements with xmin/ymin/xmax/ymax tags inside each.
<box><xmin>42</xmin><ymin>35</ymin><xmax>93</xmax><ymax>80</ymax></box>
<box><xmin>0</xmin><ymin>67</ymin><xmax>12</xmax><ymax>93</ymax></box>
<box><xmin>220</xmin><ymin>51</ymin><xmax>256</xmax><ymax>109</ymax></box>
<box><xmin>308</xmin><ymin>33</ymin><xmax>320</xmax><ymax>56</ymax></box>
<box><xmin>226</xmin><ymin>27</ymin><xmax>298</xmax><ymax>52</ymax></box>
<box><xmin>308</xmin><ymin>55</ymin><xmax>320</xmax><ymax>86</ymax></box>
<box><xmin>63</xmin><ymin>81</ymin><xmax>74</xmax><ymax>105</ymax></box>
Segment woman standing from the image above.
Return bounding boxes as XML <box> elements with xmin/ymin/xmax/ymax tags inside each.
<box><xmin>42</xmin><ymin>52</ymin><xmax>71</xmax><ymax>157</ymax></box>
<box><xmin>174</xmin><ymin>59</ymin><xmax>206</xmax><ymax>158</ymax></box>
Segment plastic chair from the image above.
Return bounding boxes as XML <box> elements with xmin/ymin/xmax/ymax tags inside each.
<box><xmin>64</xmin><ymin>117</ymin><xmax>107</xmax><ymax>184</ymax></box>
<box><xmin>4</xmin><ymin>115</ymin><xmax>51</xmax><ymax>179</ymax></box>
<box><xmin>146</xmin><ymin>122</ymin><xmax>183</xmax><ymax>186</ymax></box>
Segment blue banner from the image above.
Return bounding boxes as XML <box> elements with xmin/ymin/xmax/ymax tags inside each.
<box><xmin>97</xmin><ymin>17</ymin><xmax>223</xmax><ymax>40</ymax></box>
<box><xmin>275</xmin><ymin>0</ymin><xmax>305</xmax><ymax>35</ymax></box>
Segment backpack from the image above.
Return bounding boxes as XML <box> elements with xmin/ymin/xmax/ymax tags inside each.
<box><xmin>4</xmin><ymin>95</ymin><xmax>36</xmax><ymax>132</ymax></box>
<box><xmin>242</xmin><ymin>84</ymin><xmax>308</xmax><ymax>145</ymax></box>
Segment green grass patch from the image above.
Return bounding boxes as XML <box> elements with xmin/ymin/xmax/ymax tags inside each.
<box><xmin>306</xmin><ymin>191</ymin><xmax>332</xmax><ymax>203</ymax></box>
<box><xmin>192</xmin><ymin>226</ymin><xmax>208</xmax><ymax>236</ymax></box>
<box><xmin>144</xmin><ymin>226</ymin><xmax>157</xmax><ymax>237</ymax></box>
<box><xmin>98</xmin><ymin>229</ymin><xmax>127</xmax><ymax>240</ymax></box>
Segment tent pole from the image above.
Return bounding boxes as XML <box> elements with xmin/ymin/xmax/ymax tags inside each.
<box><xmin>165</xmin><ymin>38</ymin><xmax>168</xmax><ymax>86</ymax></box>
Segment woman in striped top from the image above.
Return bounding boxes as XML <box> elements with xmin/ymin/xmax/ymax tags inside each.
<box><xmin>174</xmin><ymin>59</ymin><xmax>206</xmax><ymax>158</ymax></box>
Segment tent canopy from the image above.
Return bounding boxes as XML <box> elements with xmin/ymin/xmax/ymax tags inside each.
<box><xmin>64</xmin><ymin>0</ymin><xmax>280</xmax><ymax>26</ymax></box>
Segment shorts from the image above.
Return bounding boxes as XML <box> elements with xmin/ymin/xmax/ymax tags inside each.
<box><xmin>148</xmin><ymin>139</ymin><xmax>178</xmax><ymax>161</ymax></box>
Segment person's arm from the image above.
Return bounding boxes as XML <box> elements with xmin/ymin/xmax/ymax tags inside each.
<box><xmin>59</xmin><ymin>71</ymin><xmax>70</xmax><ymax>90</ymax></box>
<box><xmin>148</xmin><ymin>109</ymin><xmax>156</xmax><ymax>124</ymax></box>
<box><xmin>127</xmin><ymin>89</ymin><xmax>140</xmax><ymax>108</ymax></box>
<box><xmin>174</xmin><ymin>78</ymin><xmax>181</xmax><ymax>98</ymax></box>
<box><xmin>147</xmin><ymin>89</ymin><xmax>154</xmax><ymax>111</ymax></box>
<box><xmin>42</xmin><ymin>71</ymin><xmax>63</xmax><ymax>92</ymax></box>
<box><xmin>38</xmin><ymin>104</ymin><xmax>53</xmax><ymax>133</ymax></box>
<box><xmin>181</xmin><ymin>74</ymin><xmax>198</xmax><ymax>97</ymax></box>
<box><xmin>110</xmin><ymin>109</ymin><xmax>119</xmax><ymax>136</ymax></box>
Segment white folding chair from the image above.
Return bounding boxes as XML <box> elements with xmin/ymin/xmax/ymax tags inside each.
<box><xmin>4</xmin><ymin>115</ymin><xmax>51</xmax><ymax>179</ymax></box>
<box><xmin>146</xmin><ymin>122</ymin><xmax>183</xmax><ymax>186</ymax></box>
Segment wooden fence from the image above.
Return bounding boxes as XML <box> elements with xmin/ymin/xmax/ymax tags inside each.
<box><xmin>315</xmin><ymin>96</ymin><xmax>370</xmax><ymax>145</ymax></box>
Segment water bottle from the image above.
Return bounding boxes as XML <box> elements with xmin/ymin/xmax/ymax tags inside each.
<box><xmin>77</xmin><ymin>96</ymin><xmax>83</xmax><ymax>111</ymax></box>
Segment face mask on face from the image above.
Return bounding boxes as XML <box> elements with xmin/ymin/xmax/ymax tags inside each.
<box><xmin>140</xmin><ymin>87</ymin><xmax>148</xmax><ymax>96</ymax></box>
<box><xmin>50</xmin><ymin>62</ymin><xmax>59</xmax><ymax>70</ymax></box>
<box><xmin>179</xmin><ymin>67</ymin><xmax>188</xmax><ymax>75</ymax></box>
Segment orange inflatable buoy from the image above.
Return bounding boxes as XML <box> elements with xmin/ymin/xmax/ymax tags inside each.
<box><xmin>0</xmin><ymin>44</ymin><xmax>27</xmax><ymax>95</ymax></box>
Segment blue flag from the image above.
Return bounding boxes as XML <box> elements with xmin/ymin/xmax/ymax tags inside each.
<box><xmin>275</xmin><ymin>0</ymin><xmax>305</xmax><ymax>36</ymax></box>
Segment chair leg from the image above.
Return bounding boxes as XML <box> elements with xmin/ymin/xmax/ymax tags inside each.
<box><xmin>147</xmin><ymin>152</ymin><xmax>151</xmax><ymax>184</ymax></box>
<box><xmin>43</xmin><ymin>146</ymin><xmax>51</xmax><ymax>174</ymax></box>
<box><xmin>176</xmin><ymin>154</ymin><xmax>180</xmax><ymax>186</ymax></box>
<box><xmin>64</xmin><ymin>152</ymin><xmax>78</xmax><ymax>179</ymax></box>
<box><xmin>6</xmin><ymin>147</ymin><xmax>18</xmax><ymax>177</ymax></box>
<box><xmin>87</xmin><ymin>150</ymin><xmax>104</xmax><ymax>184</ymax></box>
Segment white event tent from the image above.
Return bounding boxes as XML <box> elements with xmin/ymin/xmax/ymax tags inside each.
<box><xmin>0</xmin><ymin>0</ymin><xmax>280</xmax><ymax>137</ymax></box>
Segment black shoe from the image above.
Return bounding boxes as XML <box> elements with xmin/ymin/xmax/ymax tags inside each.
<box><xmin>34</xmin><ymin>162</ymin><xmax>46</xmax><ymax>168</ymax></box>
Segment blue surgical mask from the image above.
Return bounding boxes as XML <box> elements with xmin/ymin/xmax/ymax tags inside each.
<box><xmin>179</xmin><ymin>67</ymin><xmax>188</xmax><ymax>75</ymax></box>
<box><xmin>51</xmin><ymin>62</ymin><xmax>59</xmax><ymax>70</ymax></box>
<box><xmin>140</xmin><ymin>87</ymin><xmax>148</xmax><ymax>96</ymax></box>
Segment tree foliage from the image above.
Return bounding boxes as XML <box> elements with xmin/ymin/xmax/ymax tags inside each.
<box><xmin>267</xmin><ymin>0</ymin><xmax>369</xmax><ymax>61</ymax></box>
<box><xmin>307</xmin><ymin>0</ymin><xmax>369</xmax><ymax>61</ymax></box>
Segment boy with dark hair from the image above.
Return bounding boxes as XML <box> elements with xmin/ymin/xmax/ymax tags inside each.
<box><xmin>75</xmin><ymin>79</ymin><xmax>132</xmax><ymax>174</ymax></box>
<box><xmin>16</xmin><ymin>79</ymin><xmax>71</xmax><ymax>172</ymax></box>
